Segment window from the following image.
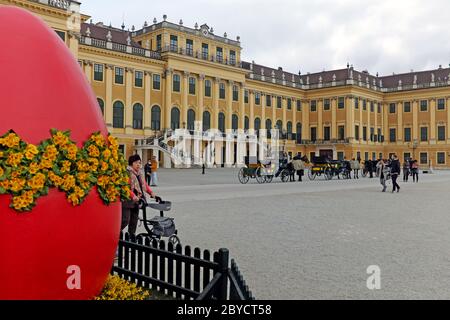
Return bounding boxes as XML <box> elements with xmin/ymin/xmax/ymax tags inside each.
<box><xmin>266</xmin><ymin>119</ymin><xmax>272</xmax><ymax>137</ymax></box>
<box><xmin>216</xmin><ymin>47</ymin><xmax>223</xmax><ymax>63</ymax></box>
<box><xmin>324</xmin><ymin>99</ymin><xmax>330</xmax><ymax>111</ymax></box>
<box><xmin>219</xmin><ymin>83</ymin><xmax>225</xmax><ymax>99</ymax></box>
<box><xmin>420</xmin><ymin>100</ymin><xmax>428</xmax><ymax>112</ymax></box>
<box><xmin>153</xmin><ymin>74</ymin><xmax>161</xmax><ymax>90</ymax></box>
<box><xmin>156</xmin><ymin>34</ymin><xmax>162</xmax><ymax>51</ymax></box>
<box><xmin>437</xmin><ymin>152</ymin><xmax>446</xmax><ymax>164</ymax></box>
<box><xmin>365</xmin><ymin>152</ymin><xmax>369</xmax><ymax>161</ymax></box>
<box><xmin>338</xmin><ymin>126</ymin><xmax>345</xmax><ymax>140</ymax></box>
<box><xmin>205</xmin><ymin>80</ymin><xmax>211</xmax><ymax>97</ymax></box>
<box><xmin>438</xmin><ymin>98</ymin><xmax>445</xmax><ymax>110</ymax></box>
<box><xmin>404</xmin><ymin>128</ymin><xmax>411</xmax><ymax>142</ymax></box>
<box><xmin>337</xmin><ymin>152</ymin><xmax>344</xmax><ymax>161</ymax></box>
<box><xmin>218</xmin><ymin>113</ymin><xmax>225</xmax><ymax>132</ymax></box>
<box><xmin>324</xmin><ymin>126</ymin><xmax>331</xmax><ymax>141</ymax></box>
<box><xmin>370</xmin><ymin>102</ymin><xmax>374</xmax><ymax>112</ymax></box>
<box><xmin>338</xmin><ymin>97</ymin><xmax>345</xmax><ymax>109</ymax></box>
<box><xmin>230</xmin><ymin>50</ymin><xmax>236</xmax><ymax>65</ymax></box>
<box><xmin>370</xmin><ymin>128</ymin><xmax>375</xmax><ymax>142</ymax></box>
<box><xmin>310</xmin><ymin>127</ymin><xmax>317</xmax><ymax>141</ymax></box>
<box><xmin>244</xmin><ymin>117</ymin><xmax>249</xmax><ymax>130</ymax></box>
<box><xmin>287</xmin><ymin>98</ymin><xmax>292</xmax><ymax>110</ymax></box>
<box><xmin>266</xmin><ymin>95</ymin><xmax>272</xmax><ymax>107</ymax></box>
<box><xmin>438</xmin><ymin>126</ymin><xmax>446</xmax><ymax>141</ymax></box>
<box><xmin>287</xmin><ymin>122</ymin><xmax>293</xmax><ymax>136</ymax></box>
<box><xmin>255</xmin><ymin>92</ymin><xmax>260</xmax><ymax>105</ymax></box>
<box><xmin>233</xmin><ymin>85</ymin><xmax>239</xmax><ymax>101</ymax></box>
<box><xmin>297</xmin><ymin>100</ymin><xmax>302</xmax><ymax>111</ymax></box>
<box><xmin>171</xmin><ymin>107</ymin><xmax>180</xmax><ymax>130</ymax></box>
<box><xmin>310</xmin><ymin>100</ymin><xmax>317</xmax><ymax>112</ymax></box>
<box><xmin>186</xmin><ymin>39</ymin><xmax>194</xmax><ymax>56</ymax></box>
<box><xmin>296</xmin><ymin>123</ymin><xmax>302</xmax><ymax>142</ymax></box>
<box><xmin>244</xmin><ymin>90</ymin><xmax>249</xmax><ymax>103</ymax></box>
<box><xmin>170</xmin><ymin>35</ymin><xmax>178</xmax><ymax>51</ymax></box>
<box><xmin>363</xmin><ymin>100</ymin><xmax>367</xmax><ymax>111</ymax></box>
<box><xmin>94</xmin><ymin>64</ymin><xmax>104</xmax><ymax>81</ymax></box>
<box><xmin>97</xmin><ymin>98</ymin><xmax>104</xmax><ymax>115</ymax></box>
<box><xmin>276</xmin><ymin>120</ymin><xmax>283</xmax><ymax>131</ymax></box>
<box><xmin>232</xmin><ymin>114</ymin><xmax>238</xmax><ymax>130</ymax></box>
<box><xmin>355</xmin><ymin>125</ymin><xmax>359</xmax><ymax>140</ymax></box>
<box><xmin>277</xmin><ymin>96</ymin><xmax>282</xmax><ymax>109</ymax></box>
<box><xmin>354</xmin><ymin>98</ymin><xmax>359</xmax><ymax>109</ymax></box>
<box><xmin>202</xmin><ymin>43</ymin><xmax>209</xmax><ymax>60</ymax></box>
<box><xmin>203</xmin><ymin>111</ymin><xmax>211</xmax><ymax>131</ymax></box>
<box><xmin>363</xmin><ymin>126</ymin><xmax>367</xmax><ymax>141</ymax></box>
<box><xmin>189</xmin><ymin>77</ymin><xmax>196</xmax><ymax>95</ymax></box>
<box><xmin>115</xmin><ymin>67</ymin><xmax>124</xmax><ymax>84</ymax></box>
<box><xmin>187</xmin><ymin>109</ymin><xmax>195</xmax><ymax>130</ymax></box>
<box><xmin>151</xmin><ymin>105</ymin><xmax>161</xmax><ymax>130</ymax></box>
<box><xmin>377</xmin><ymin>128</ymin><xmax>382</xmax><ymax>142</ymax></box>
<box><xmin>113</xmin><ymin>101</ymin><xmax>124</xmax><ymax>128</ymax></box>
<box><xmin>420</xmin><ymin>127</ymin><xmax>428</xmax><ymax>141</ymax></box>
<box><xmin>55</xmin><ymin>30</ymin><xmax>66</xmax><ymax>42</ymax></box>
<box><xmin>389</xmin><ymin>128</ymin><xmax>396</xmax><ymax>142</ymax></box>
<box><xmin>133</xmin><ymin>103</ymin><xmax>143</xmax><ymax>129</ymax></box>
<box><xmin>377</xmin><ymin>103</ymin><xmax>381</xmax><ymax>113</ymax></box>
<box><xmin>254</xmin><ymin>118</ymin><xmax>260</xmax><ymax>132</ymax></box>
<box><xmin>135</xmin><ymin>71</ymin><xmax>143</xmax><ymax>87</ymax></box>
<box><xmin>389</xmin><ymin>103</ymin><xmax>396</xmax><ymax>113</ymax></box>
<box><xmin>173</xmin><ymin>74</ymin><xmax>181</xmax><ymax>92</ymax></box>
<box><xmin>404</xmin><ymin>102</ymin><xmax>411</xmax><ymax>113</ymax></box>
<box><xmin>420</xmin><ymin>152</ymin><xmax>428</xmax><ymax>165</ymax></box>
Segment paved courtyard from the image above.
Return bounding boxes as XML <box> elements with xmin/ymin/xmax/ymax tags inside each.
<box><xmin>135</xmin><ymin>168</ymin><xmax>450</xmax><ymax>299</ymax></box>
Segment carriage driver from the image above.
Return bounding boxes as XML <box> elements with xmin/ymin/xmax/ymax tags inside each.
<box><xmin>121</xmin><ymin>154</ymin><xmax>162</xmax><ymax>236</ymax></box>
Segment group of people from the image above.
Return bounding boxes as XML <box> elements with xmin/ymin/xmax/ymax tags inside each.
<box><xmin>402</xmin><ymin>158</ymin><xmax>420</xmax><ymax>183</ymax></box>
<box><xmin>276</xmin><ymin>152</ymin><xmax>307</xmax><ymax>182</ymax></box>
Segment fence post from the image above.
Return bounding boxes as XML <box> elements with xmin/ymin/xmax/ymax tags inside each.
<box><xmin>217</xmin><ymin>248</ymin><xmax>229</xmax><ymax>300</ymax></box>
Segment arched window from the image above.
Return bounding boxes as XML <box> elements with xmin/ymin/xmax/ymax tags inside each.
<box><xmin>113</xmin><ymin>101</ymin><xmax>124</xmax><ymax>128</ymax></box>
<box><xmin>254</xmin><ymin>118</ymin><xmax>261</xmax><ymax>132</ymax></box>
<box><xmin>266</xmin><ymin>119</ymin><xmax>272</xmax><ymax>137</ymax></box>
<box><xmin>287</xmin><ymin>121</ymin><xmax>293</xmax><ymax>134</ymax></box>
<box><xmin>297</xmin><ymin>122</ymin><xmax>302</xmax><ymax>143</ymax></box>
<box><xmin>133</xmin><ymin>103</ymin><xmax>143</xmax><ymax>129</ymax></box>
<box><xmin>244</xmin><ymin>116</ymin><xmax>249</xmax><ymax>130</ymax></box>
<box><xmin>171</xmin><ymin>107</ymin><xmax>180</xmax><ymax>130</ymax></box>
<box><xmin>151</xmin><ymin>105</ymin><xmax>161</xmax><ymax>130</ymax></box>
<box><xmin>187</xmin><ymin>109</ymin><xmax>195</xmax><ymax>131</ymax></box>
<box><xmin>232</xmin><ymin>114</ymin><xmax>238</xmax><ymax>131</ymax></box>
<box><xmin>203</xmin><ymin>111</ymin><xmax>211</xmax><ymax>131</ymax></box>
<box><xmin>218</xmin><ymin>112</ymin><xmax>225</xmax><ymax>133</ymax></box>
<box><xmin>97</xmin><ymin>98</ymin><xmax>104</xmax><ymax>116</ymax></box>
<box><xmin>276</xmin><ymin>120</ymin><xmax>283</xmax><ymax>131</ymax></box>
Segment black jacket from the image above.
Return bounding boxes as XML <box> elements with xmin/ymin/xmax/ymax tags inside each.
<box><xmin>144</xmin><ymin>163</ymin><xmax>152</xmax><ymax>174</ymax></box>
<box><xmin>390</xmin><ymin>159</ymin><xmax>401</xmax><ymax>174</ymax></box>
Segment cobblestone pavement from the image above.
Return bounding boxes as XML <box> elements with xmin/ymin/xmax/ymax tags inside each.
<box><xmin>135</xmin><ymin>168</ymin><xmax>450</xmax><ymax>299</ymax></box>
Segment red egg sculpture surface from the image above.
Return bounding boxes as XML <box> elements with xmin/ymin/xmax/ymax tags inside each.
<box><xmin>0</xmin><ymin>7</ymin><xmax>121</xmax><ymax>299</ymax></box>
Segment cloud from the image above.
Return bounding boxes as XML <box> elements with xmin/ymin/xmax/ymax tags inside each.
<box><xmin>81</xmin><ymin>0</ymin><xmax>450</xmax><ymax>75</ymax></box>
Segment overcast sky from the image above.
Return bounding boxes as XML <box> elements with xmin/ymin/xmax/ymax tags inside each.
<box><xmin>81</xmin><ymin>0</ymin><xmax>450</xmax><ymax>76</ymax></box>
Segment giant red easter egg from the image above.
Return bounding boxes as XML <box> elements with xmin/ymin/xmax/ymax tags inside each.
<box><xmin>0</xmin><ymin>7</ymin><xmax>121</xmax><ymax>299</ymax></box>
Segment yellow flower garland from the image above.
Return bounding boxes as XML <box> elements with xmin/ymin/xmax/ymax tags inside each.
<box><xmin>0</xmin><ymin>129</ymin><xmax>131</xmax><ymax>212</ymax></box>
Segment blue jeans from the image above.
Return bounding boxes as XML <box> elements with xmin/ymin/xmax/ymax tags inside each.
<box><xmin>151</xmin><ymin>172</ymin><xmax>158</xmax><ymax>186</ymax></box>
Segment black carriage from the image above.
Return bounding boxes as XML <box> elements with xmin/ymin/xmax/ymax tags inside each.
<box><xmin>238</xmin><ymin>156</ymin><xmax>275</xmax><ymax>184</ymax></box>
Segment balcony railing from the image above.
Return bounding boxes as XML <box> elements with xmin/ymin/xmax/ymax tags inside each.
<box><xmin>160</xmin><ymin>45</ymin><xmax>241</xmax><ymax>67</ymax></box>
<box><xmin>300</xmin><ymin>138</ymin><xmax>351</xmax><ymax>145</ymax></box>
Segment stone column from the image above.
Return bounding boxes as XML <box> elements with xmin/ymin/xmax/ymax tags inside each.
<box><xmin>282</xmin><ymin>97</ymin><xmax>287</xmax><ymax>131</ymax></box>
<box><xmin>261</xmin><ymin>93</ymin><xmax>266</xmax><ymax>130</ymax></box>
<box><xmin>346</xmin><ymin>96</ymin><xmax>353</xmax><ymax>139</ymax></box>
<box><xmin>83</xmin><ymin>60</ymin><xmax>92</xmax><ymax>83</ymax></box>
<box><xmin>227</xmin><ymin>80</ymin><xmax>233</xmax><ymax>130</ymax></box>
<box><xmin>383</xmin><ymin>103</ymin><xmax>389</xmax><ymax>144</ymax></box>
<box><xmin>447</xmin><ymin>97</ymin><xmax>450</xmax><ymax>143</ymax></box>
<box><xmin>430</xmin><ymin>98</ymin><xmax>436</xmax><ymax>144</ymax></box>
<box><xmin>249</xmin><ymin>90</ymin><xmax>255</xmax><ymax>130</ymax></box>
<box><xmin>213</xmin><ymin>77</ymin><xmax>220</xmax><ymax>129</ymax></box>
<box><xmin>318</xmin><ymin>99</ymin><xmax>323</xmax><ymax>139</ymax></box>
<box><xmin>164</xmin><ymin>68</ymin><xmax>173</xmax><ymax>130</ymax></box>
<box><xmin>397</xmin><ymin>101</ymin><xmax>403</xmax><ymax>144</ymax></box>
<box><xmin>412</xmin><ymin>100</ymin><xmax>419</xmax><ymax>141</ymax></box>
<box><xmin>125</xmin><ymin>67</ymin><xmax>134</xmax><ymax>135</ymax></box>
<box><xmin>302</xmin><ymin>100</ymin><xmax>310</xmax><ymax>140</ymax></box>
<box><xmin>105</xmin><ymin>64</ymin><xmax>114</xmax><ymax>130</ymax></box>
<box><xmin>144</xmin><ymin>71</ymin><xmax>152</xmax><ymax>136</ymax></box>
<box><xmin>292</xmin><ymin>97</ymin><xmax>297</xmax><ymax>137</ymax></box>
<box><xmin>331</xmin><ymin>98</ymin><xmax>337</xmax><ymax>139</ymax></box>
<box><xmin>239</xmin><ymin>84</ymin><xmax>245</xmax><ymax>129</ymax></box>
<box><xmin>182</xmin><ymin>71</ymin><xmax>189</xmax><ymax>126</ymax></box>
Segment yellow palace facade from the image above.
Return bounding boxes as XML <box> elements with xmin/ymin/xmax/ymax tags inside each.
<box><xmin>4</xmin><ymin>0</ymin><xmax>450</xmax><ymax>168</ymax></box>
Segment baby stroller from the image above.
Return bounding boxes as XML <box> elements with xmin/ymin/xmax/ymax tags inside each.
<box><xmin>137</xmin><ymin>198</ymin><xmax>181</xmax><ymax>246</ymax></box>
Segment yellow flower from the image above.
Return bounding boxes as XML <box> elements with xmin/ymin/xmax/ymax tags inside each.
<box><xmin>28</xmin><ymin>173</ymin><xmax>46</xmax><ymax>191</ymax></box>
<box><xmin>29</xmin><ymin>162</ymin><xmax>40</xmax><ymax>175</ymax></box>
<box><xmin>0</xmin><ymin>151</ymin><xmax>4</xmax><ymax>158</ymax></box>
<box><xmin>97</xmin><ymin>175</ymin><xmax>109</xmax><ymax>187</ymax></box>
<box><xmin>77</xmin><ymin>161</ymin><xmax>90</xmax><ymax>172</ymax></box>
<box><xmin>10</xmin><ymin>178</ymin><xmax>26</xmax><ymax>193</ymax></box>
<box><xmin>0</xmin><ymin>133</ymin><xmax>21</xmax><ymax>148</ymax></box>
<box><xmin>68</xmin><ymin>193</ymin><xmax>80</xmax><ymax>206</ymax></box>
<box><xmin>39</xmin><ymin>158</ymin><xmax>53</xmax><ymax>170</ymax></box>
<box><xmin>88</xmin><ymin>145</ymin><xmax>100</xmax><ymax>158</ymax></box>
<box><xmin>24</xmin><ymin>144</ymin><xmax>39</xmax><ymax>160</ymax></box>
<box><xmin>44</xmin><ymin>145</ymin><xmax>58</xmax><ymax>161</ymax></box>
<box><xmin>52</xmin><ymin>131</ymin><xmax>69</xmax><ymax>147</ymax></box>
<box><xmin>0</xmin><ymin>166</ymin><xmax>4</xmax><ymax>177</ymax></box>
<box><xmin>66</xmin><ymin>144</ymin><xmax>78</xmax><ymax>160</ymax></box>
<box><xmin>62</xmin><ymin>174</ymin><xmax>76</xmax><ymax>191</ymax></box>
<box><xmin>91</xmin><ymin>134</ymin><xmax>105</xmax><ymax>147</ymax></box>
<box><xmin>60</xmin><ymin>160</ymin><xmax>72</xmax><ymax>173</ymax></box>
<box><xmin>6</xmin><ymin>152</ymin><xmax>24</xmax><ymax>167</ymax></box>
<box><xmin>100</xmin><ymin>161</ymin><xmax>109</xmax><ymax>172</ymax></box>
<box><xmin>102</xmin><ymin>149</ymin><xmax>111</xmax><ymax>159</ymax></box>
<box><xmin>0</xmin><ymin>180</ymin><xmax>9</xmax><ymax>191</ymax></box>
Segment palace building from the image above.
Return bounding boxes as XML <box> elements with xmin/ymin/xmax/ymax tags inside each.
<box><xmin>3</xmin><ymin>0</ymin><xmax>450</xmax><ymax>168</ymax></box>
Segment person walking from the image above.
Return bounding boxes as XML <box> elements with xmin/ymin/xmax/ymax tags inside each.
<box><xmin>355</xmin><ymin>158</ymin><xmax>361</xmax><ymax>179</ymax></box>
<box><xmin>402</xmin><ymin>159</ymin><xmax>410</xmax><ymax>182</ymax></box>
<box><xmin>292</xmin><ymin>153</ymin><xmax>305</xmax><ymax>182</ymax></box>
<box><xmin>377</xmin><ymin>159</ymin><xmax>387</xmax><ymax>192</ymax></box>
<box><xmin>368</xmin><ymin>160</ymin><xmax>374</xmax><ymax>178</ymax></box>
<box><xmin>144</xmin><ymin>159</ymin><xmax>152</xmax><ymax>185</ymax></box>
<box><xmin>150</xmin><ymin>156</ymin><xmax>159</xmax><ymax>186</ymax></box>
<box><xmin>390</xmin><ymin>154</ymin><xmax>401</xmax><ymax>193</ymax></box>
<box><xmin>121</xmin><ymin>154</ymin><xmax>159</xmax><ymax>236</ymax></box>
<box><xmin>411</xmin><ymin>160</ymin><xmax>419</xmax><ymax>183</ymax></box>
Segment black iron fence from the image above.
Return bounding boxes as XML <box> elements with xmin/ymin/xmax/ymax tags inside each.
<box><xmin>112</xmin><ymin>232</ymin><xmax>255</xmax><ymax>300</ymax></box>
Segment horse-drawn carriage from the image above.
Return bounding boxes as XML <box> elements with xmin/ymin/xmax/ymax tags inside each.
<box><xmin>308</xmin><ymin>156</ymin><xmax>333</xmax><ymax>180</ymax></box>
<box><xmin>238</xmin><ymin>156</ymin><xmax>276</xmax><ymax>184</ymax></box>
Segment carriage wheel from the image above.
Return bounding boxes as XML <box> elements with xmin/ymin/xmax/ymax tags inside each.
<box><xmin>255</xmin><ymin>167</ymin><xmax>265</xmax><ymax>184</ymax></box>
<box><xmin>238</xmin><ymin>167</ymin><xmax>249</xmax><ymax>184</ymax></box>
<box><xmin>265</xmin><ymin>175</ymin><xmax>274</xmax><ymax>183</ymax></box>
<box><xmin>281</xmin><ymin>170</ymin><xmax>289</xmax><ymax>182</ymax></box>
<box><xmin>362</xmin><ymin>170</ymin><xmax>367</xmax><ymax>178</ymax></box>
<box><xmin>168</xmin><ymin>235</ymin><xmax>181</xmax><ymax>247</ymax></box>
<box><xmin>308</xmin><ymin>169</ymin><xmax>316</xmax><ymax>180</ymax></box>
